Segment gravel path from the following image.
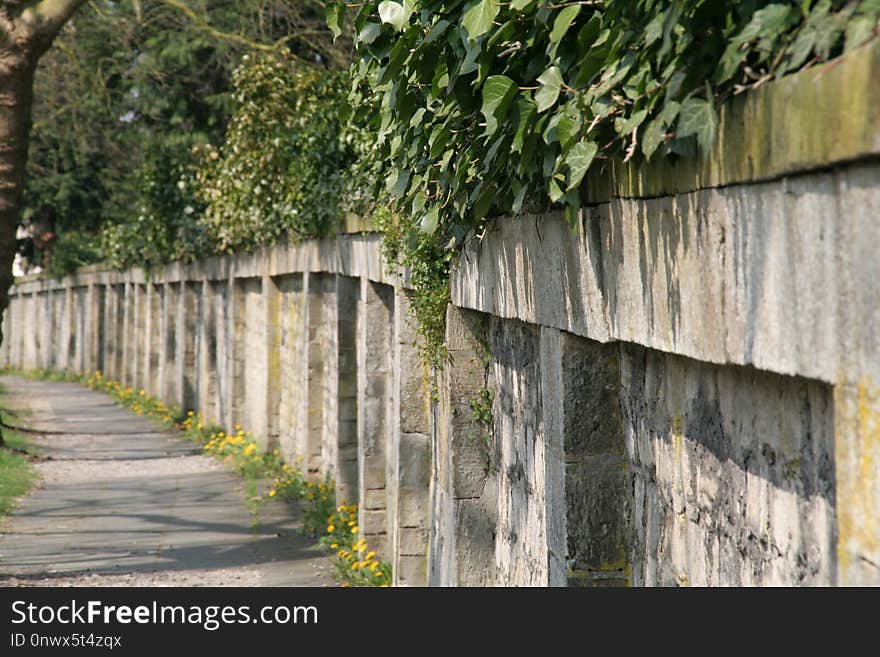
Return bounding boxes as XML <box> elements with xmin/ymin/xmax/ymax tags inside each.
<box><xmin>0</xmin><ymin>376</ymin><xmax>331</xmax><ymax>587</ymax></box>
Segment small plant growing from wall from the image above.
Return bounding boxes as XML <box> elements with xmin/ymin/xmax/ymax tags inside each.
<box><xmin>468</xmin><ymin>387</ymin><xmax>496</xmax><ymax>475</ymax></box>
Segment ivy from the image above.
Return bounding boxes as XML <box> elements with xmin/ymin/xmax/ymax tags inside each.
<box><xmin>336</xmin><ymin>0</ymin><xmax>878</xmax><ymax>365</ymax></box>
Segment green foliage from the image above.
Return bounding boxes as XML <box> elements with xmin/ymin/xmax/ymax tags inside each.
<box><xmin>195</xmin><ymin>54</ymin><xmax>356</xmax><ymax>252</ymax></box>
<box><xmin>45</xmin><ymin>230</ymin><xmax>104</xmax><ymax>279</ymax></box>
<box><xmin>343</xmin><ymin>0</ymin><xmax>879</xmax><ymax>239</ymax></box>
<box><xmin>101</xmin><ymin>137</ymin><xmax>211</xmax><ymax>269</ymax></box>
<box><xmin>338</xmin><ymin>0</ymin><xmax>878</xmax><ymax>364</ymax></box>
<box><xmin>373</xmin><ymin>209</ymin><xmax>451</xmax><ymax>371</ymax></box>
<box><xmin>0</xmin><ymin>403</ymin><xmax>37</xmax><ymax>519</ymax></box>
<box><xmin>25</xmin><ymin>0</ymin><xmax>353</xmax><ymax>274</ymax></box>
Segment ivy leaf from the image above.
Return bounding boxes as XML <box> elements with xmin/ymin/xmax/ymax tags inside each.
<box><xmin>844</xmin><ymin>14</ymin><xmax>879</xmax><ymax>52</ymax></box>
<box><xmin>511</xmin><ymin>95</ymin><xmax>537</xmax><ymax>153</ymax></box>
<box><xmin>781</xmin><ymin>25</ymin><xmax>817</xmax><ymax>73</ymax></box>
<box><xmin>644</xmin><ymin>11</ymin><xmax>665</xmax><ymax>47</ymax></box>
<box><xmin>429</xmin><ymin>124</ymin><xmax>451</xmax><ymax>158</ymax></box>
<box><xmin>619</xmin><ymin>108</ymin><xmax>648</xmax><ymax>136</ymax></box>
<box><xmin>422</xmin><ymin>19</ymin><xmax>452</xmax><ymax>46</ymax></box>
<box><xmin>357</xmin><ymin>22</ymin><xmax>381</xmax><ymax>45</ymax></box>
<box><xmin>556</xmin><ymin>114</ymin><xmax>580</xmax><ymax>150</ymax></box>
<box><xmin>716</xmin><ymin>3</ymin><xmax>794</xmax><ymax>82</ymax></box>
<box><xmin>642</xmin><ymin>100</ymin><xmax>680</xmax><ymax>160</ymax></box>
<box><xmin>550</xmin><ymin>6</ymin><xmax>581</xmax><ymax>43</ymax></box>
<box><xmin>462</xmin><ymin>0</ymin><xmax>500</xmax><ymax>41</ymax></box>
<box><xmin>472</xmin><ymin>184</ymin><xmax>496</xmax><ymax>220</ymax></box>
<box><xmin>535</xmin><ymin>66</ymin><xmax>563</xmax><ymax>113</ymax></box>
<box><xmin>564</xmin><ymin>140</ymin><xmax>598</xmax><ymax>191</ymax></box>
<box><xmin>420</xmin><ymin>206</ymin><xmax>440</xmax><ymax>234</ymax></box>
<box><xmin>676</xmin><ymin>97</ymin><xmax>718</xmax><ymax>154</ymax></box>
<box><xmin>410</xmin><ymin>107</ymin><xmax>426</xmax><ymax>128</ymax></box>
<box><xmin>326</xmin><ymin>1</ymin><xmax>345</xmax><ymax>41</ymax></box>
<box><xmin>481</xmin><ymin>75</ymin><xmax>517</xmax><ymax>136</ymax></box>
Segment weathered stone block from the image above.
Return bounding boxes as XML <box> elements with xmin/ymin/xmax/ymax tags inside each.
<box><xmin>362</xmin><ymin>488</ymin><xmax>386</xmax><ymax>511</ymax></box>
<box><xmin>397</xmin><ymin>527</ymin><xmax>429</xmax><ymax>556</ymax></box>
<box><xmin>454</xmin><ymin>495</ymin><xmax>496</xmax><ymax>587</ymax></box>
<box><xmin>395</xmin><ymin>555</ymin><xmax>427</xmax><ymax>587</ymax></box>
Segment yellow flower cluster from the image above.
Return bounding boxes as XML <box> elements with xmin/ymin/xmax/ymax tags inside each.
<box><xmin>84</xmin><ymin>370</ymin><xmax>176</xmax><ymax>424</ymax></box>
<box><xmin>321</xmin><ymin>503</ymin><xmax>392</xmax><ymax>587</ymax></box>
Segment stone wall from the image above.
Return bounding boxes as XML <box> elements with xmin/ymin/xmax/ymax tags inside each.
<box><xmin>2</xmin><ymin>40</ymin><xmax>879</xmax><ymax>586</ymax></box>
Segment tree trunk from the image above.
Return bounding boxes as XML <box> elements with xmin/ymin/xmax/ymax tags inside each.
<box><xmin>0</xmin><ymin>45</ymin><xmax>39</xmax><ymax>349</ymax></box>
<box><xmin>0</xmin><ymin>1</ymin><xmax>86</xmax><ymax>447</ymax></box>
<box><xmin>0</xmin><ymin>1</ymin><xmax>87</xmax><ymax>349</ymax></box>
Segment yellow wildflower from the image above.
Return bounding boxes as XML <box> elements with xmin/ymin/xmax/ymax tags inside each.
<box><xmin>268</xmin><ymin>490</ymin><xmax>276</xmax><ymax>497</ymax></box>
<box><xmin>327</xmin><ymin>524</ymin><xmax>335</xmax><ymax>533</ymax></box>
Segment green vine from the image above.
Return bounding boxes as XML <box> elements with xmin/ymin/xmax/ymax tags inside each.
<box><xmin>331</xmin><ymin>0</ymin><xmax>879</xmax><ymax>367</ymax></box>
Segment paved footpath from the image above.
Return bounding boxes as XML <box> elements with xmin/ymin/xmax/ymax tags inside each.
<box><xmin>0</xmin><ymin>376</ymin><xmax>331</xmax><ymax>587</ymax></box>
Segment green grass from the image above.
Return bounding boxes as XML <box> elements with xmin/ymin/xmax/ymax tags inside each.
<box><xmin>0</xmin><ymin>397</ymin><xmax>38</xmax><ymax>520</ymax></box>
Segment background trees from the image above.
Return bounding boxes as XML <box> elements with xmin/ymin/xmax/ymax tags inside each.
<box><xmin>21</xmin><ymin>0</ymin><xmax>351</xmax><ymax>276</ymax></box>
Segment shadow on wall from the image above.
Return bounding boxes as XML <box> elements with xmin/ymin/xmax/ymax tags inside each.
<box><xmin>619</xmin><ymin>344</ymin><xmax>836</xmax><ymax>586</ymax></box>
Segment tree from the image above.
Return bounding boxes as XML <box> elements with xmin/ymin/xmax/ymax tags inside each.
<box><xmin>0</xmin><ymin>0</ymin><xmax>87</xmax><ymax>343</ymax></box>
<box><xmin>0</xmin><ymin>0</ymin><xmax>86</xmax><ymax>450</ymax></box>
<box><xmin>21</xmin><ymin>0</ymin><xmax>352</xmax><ymax>275</ymax></box>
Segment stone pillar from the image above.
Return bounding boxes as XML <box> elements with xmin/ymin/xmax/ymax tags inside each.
<box><xmin>390</xmin><ymin>291</ymin><xmax>431</xmax><ymax>586</ymax></box>
<box><xmin>73</xmin><ymin>287</ymin><xmax>88</xmax><ymax>374</ymax></box>
<box><xmin>213</xmin><ymin>279</ymin><xmax>231</xmax><ymax>428</ymax></box>
<box><xmin>176</xmin><ymin>282</ymin><xmax>199</xmax><ymax>410</ymax></box>
<box><xmin>197</xmin><ymin>280</ymin><xmax>220</xmax><ymax>423</ymax></box>
<box><xmin>32</xmin><ymin>291</ymin><xmax>44</xmax><ymax>370</ymax></box>
<box><xmin>238</xmin><ymin>276</ymin><xmax>279</xmax><ymax>448</ymax></box>
<box><xmin>101</xmin><ymin>286</ymin><xmax>117</xmax><ymax>378</ymax></box>
<box><xmin>320</xmin><ymin>277</ymin><xmax>339</xmax><ymax>482</ymax></box>
<box><xmin>22</xmin><ymin>293</ymin><xmax>38</xmax><ymax>370</ymax></box>
<box><xmin>87</xmin><ymin>285</ymin><xmax>105</xmax><ymax>375</ymax></box>
<box><xmin>277</xmin><ymin>274</ymin><xmax>307</xmax><ymax>464</ymax></box>
<box><xmin>120</xmin><ymin>282</ymin><xmax>133</xmax><ymax>386</ymax></box>
<box><xmin>263</xmin><ymin>275</ymin><xmax>282</xmax><ymax>450</ymax></box>
<box><xmin>492</xmin><ymin>318</ymin><xmax>552</xmax><ymax>587</ymax></box>
<box><xmin>111</xmin><ymin>285</ymin><xmax>125</xmax><ymax>381</ymax></box>
<box><xmin>834</xmin><ymin>381</ymin><xmax>880</xmax><ymax>585</ymax></box>
<box><xmin>428</xmin><ymin>306</ymin><xmax>495</xmax><ymax>586</ymax></box>
<box><xmin>0</xmin><ymin>297</ymin><xmax>10</xmax><ymax>366</ymax></box>
<box><xmin>228</xmin><ymin>277</ymin><xmax>248</xmax><ymax>428</ymax></box>
<box><xmin>132</xmin><ymin>284</ymin><xmax>145</xmax><ymax>388</ymax></box>
<box><xmin>241</xmin><ymin>277</ymin><xmax>263</xmax><ymax>437</ymax></box>
<box><xmin>52</xmin><ymin>288</ymin><xmax>64</xmax><ymax>370</ymax></box>
<box><xmin>161</xmin><ymin>283</ymin><xmax>178</xmax><ymax>404</ymax></box>
<box><xmin>303</xmin><ymin>273</ymin><xmax>330</xmax><ymax>477</ymax></box>
<box><xmin>335</xmin><ymin>276</ymin><xmax>360</xmax><ymax>507</ymax></box>
<box><xmin>39</xmin><ymin>290</ymin><xmax>53</xmax><ymax>370</ymax></box>
<box><xmin>543</xmin><ymin>330</ymin><xmax>632</xmax><ymax>587</ymax></box>
<box><xmin>357</xmin><ymin>279</ymin><xmax>393</xmax><ymax>559</ymax></box>
<box><xmin>145</xmin><ymin>284</ymin><xmax>162</xmax><ymax>397</ymax></box>
<box><xmin>2</xmin><ymin>295</ymin><xmax>14</xmax><ymax>366</ymax></box>
<box><xmin>61</xmin><ymin>286</ymin><xmax>75</xmax><ymax>372</ymax></box>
